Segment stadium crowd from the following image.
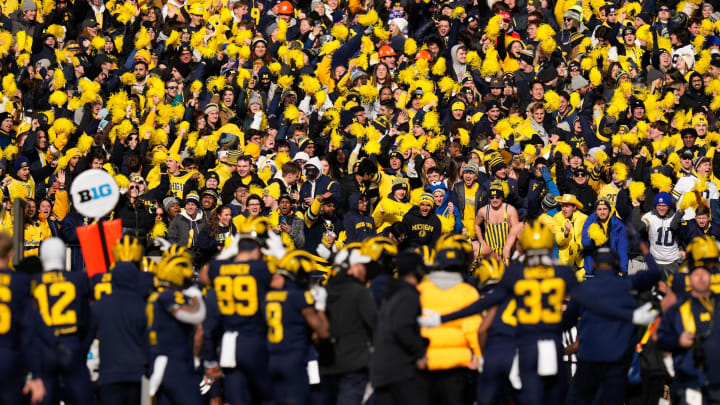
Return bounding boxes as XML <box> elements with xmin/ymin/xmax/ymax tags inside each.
<box><xmin>4</xmin><ymin>0</ymin><xmax>720</xmax><ymax>403</ymax></box>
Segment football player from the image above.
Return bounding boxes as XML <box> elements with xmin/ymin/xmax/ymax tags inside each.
<box><xmin>202</xmin><ymin>217</ymin><xmax>275</xmax><ymax>404</ymax></box>
<box><xmin>265</xmin><ymin>251</ymin><xmax>329</xmax><ymax>405</ymax></box>
<box><xmin>33</xmin><ymin>238</ymin><xmax>92</xmax><ymax>405</ymax></box>
<box><xmin>147</xmin><ymin>245</ymin><xmax>206</xmax><ymax>405</ymax></box>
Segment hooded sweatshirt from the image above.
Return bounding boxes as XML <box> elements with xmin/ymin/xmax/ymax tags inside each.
<box><xmin>401</xmin><ymin>206</ymin><xmax>442</xmax><ymax>247</ymax></box>
<box><xmin>344</xmin><ymin>192</ymin><xmax>376</xmax><ymax>243</ymax></box>
<box><xmin>450</xmin><ymin>44</ymin><xmax>467</xmax><ymax>81</ymax></box>
<box><xmin>429</xmin><ymin>183</ymin><xmax>463</xmax><ymax>234</ymax></box>
<box><xmin>167</xmin><ymin>208</ymin><xmax>206</xmax><ymax>249</ymax></box>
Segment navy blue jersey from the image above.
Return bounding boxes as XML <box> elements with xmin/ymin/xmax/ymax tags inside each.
<box><xmin>32</xmin><ymin>270</ymin><xmax>90</xmax><ymax>337</ymax></box>
<box><xmin>147</xmin><ymin>289</ymin><xmax>196</xmax><ymax>360</ymax></box>
<box><xmin>502</xmin><ymin>264</ymin><xmax>577</xmax><ymax>335</ymax></box>
<box><xmin>90</xmin><ymin>264</ymin><xmax>156</xmax><ymax>301</ymax></box>
<box><xmin>264</xmin><ymin>283</ymin><xmax>314</xmax><ymax>353</ymax></box>
<box><xmin>90</xmin><ymin>267</ymin><xmax>148</xmax><ymax>385</ymax></box>
<box><xmin>0</xmin><ymin>269</ymin><xmax>31</xmax><ymax>350</ymax></box>
<box><xmin>445</xmin><ymin>263</ymin><xmax>577</xmax><ymax>337</ymax></box>
<box><xmin>207</xmin><ymin>259</ymin><xmax>272</xmax><ymax>334</ymax></box>
<box><xmin>487</xmin><ymin>297</ymin><xmax>518</xmax><ymax>340</ymax></box>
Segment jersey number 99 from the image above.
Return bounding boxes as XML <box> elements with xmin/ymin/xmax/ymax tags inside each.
<box><xmin>215</xmin><ymin>276</ymin><xmax>258</xmax><ymax>316</ymax></box>
<box><xmin>514</xmin><ymin>278</ymin><xmax>565</xmax><ymax>324</ymax></box>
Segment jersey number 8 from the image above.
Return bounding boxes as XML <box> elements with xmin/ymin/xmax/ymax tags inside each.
<box><xmin>265</xmin><ymin>302</ymin><xmax>283</xmax><ymax>343</ymax></box>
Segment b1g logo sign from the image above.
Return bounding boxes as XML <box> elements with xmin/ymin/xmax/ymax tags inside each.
<box><xmin>77</xmin><ymin>183</ymin><xmax>113</xmax><ymax>202</ymax></box>
<box><xmin>70</xmin><ymin>169</ymin><xmax>120</xmax><ymax>219</ymax></box>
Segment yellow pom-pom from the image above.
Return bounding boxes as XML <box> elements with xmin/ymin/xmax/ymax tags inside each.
<box><xmin>480</xmin><ymin>46</ymin><xmax>502</xmax><ymax>77</ymax></box>
<box><xmin>48</xmin><ymin>90</ymin><xmax>67</xmax><ymax>107</ymax></box>
<box><xmin>165</xmin><ymin>30</ymin><xmax>180</xmax><ymax>49</ymax></box>
<box><xmin>284</xmin><ymin>104</ymin><xmax>300</xmax><ymax>122</ymax></box>
<box><xmin>651</xmin><ymin>173</ymin><xmax>672</xmax><ymax>192</ymax></box>
<box><xmin>432</xmin><ymin>57</ymin><xmax>446</xmax><ymax>76</ymax></box>
<box><xmin>348</xmin><ymin>122</ymin><xmax>364</xmax><ymax>139</ymax></box>
<box><xmin>555</xmin><ymin>141</ymin><xmax>572</xmax><ymax>157</ymax></box>
<box><xmin>536</xmin><ymin>24</ymin><xmax>556</xmax><ymax>41</ymax></box>
<box><xmin>115</xmin><ymin>174</ymin><xmax>129</xmax><ymax>189</ymax></box>
<box><xmin>2</xmin><ymin>74</ymin><xmax>17</xmax><ymax>98</ymax></box>
<box><xmin>629</xmin><ymin>182</ymin><xmax>645</xmax><ymax>202</ymax></box>
<box><xmin>404</xmin><ymin>38</ymin><xmax>417</xmax><ymax>56</ymax></box>
<box><xmin>588</xmin><ymin>223</ymin><xmax>608</xmax><ymax>246</ymax></box>
<box><xmin>300</xmin><ymin>75</ymin><xmax>321</xmax><ymax>94</ymax></box>
<box><xmin>52</xmin><ymin>69</ymin><xmax>66</xmax><ymax>90</ymax></box>
<box><xmin>150</xmin><ymin>220</ymin><xmax>168</xmax><ymax>238</ymax></box>
<box><xmin>612</xmin><ymin>162</ymin><xmax>628</xmax><ymax>182</ymax></box>
<box><xmin>486</xmin><ymin>15</ymin><xmax>502</xmax><ymax>40</ymax></box>
<box><xmin>569</xmin><ymin>92</ymin><xmax>581</xmax><ymax>109</ymax></box>
<box><xmin>135</xmin><ymin>26</ymin><xmax>151</xmax><ymax>50</ymax></box>
<box><xmin>589</xmin><ymin>67</ymin><xmax>602</xmax><ymax>87</ymax></box>
<box><xmin>541</xmin><ymin>38</ymin><xmax>556</xmax><ymax>55</ymax></box>
<box><xmin>330</xmin><ymin>25</ymin><xmax>349</xmax><ymax>42</ymax></box>
<box><xmin>276</xmin><ymin>18</ymin><xmax>287</xmax><ymax>42</ymax></box>
<box><xmin>458</xmin><ymin>128</ymin><xmax>469</xmax><ymax>146</ymax></box>
<box><xmin>358</xmin><ymin>9</ymin><xmax>378</xmax><ymax>26</ymax></box>
<box><xmin>679</xmin><ymin>191</ymin><xmax>697</xmax><ymax>211</ymax></box>
<box><xmin>422</xmin><ymin>111</ymin><xmax>440</xmax><ymax>131</ymax></box>
<box><xmin>120</xmin><ymin>72</ymin><xmax>136</xmax><ymax>85</ymax></box>
<box><xmin>595</xmin><ymin>150</ymin><xmax>608</xmax><ymax>167</ymax></box>
<box><xmin>277</xmin><ymin>75</ymin><xmax>294</xmax><ymax>89</ymax></box>
<box><xmin>544</xmin><ymin>90</ymin><xmax>560</xmax><ymax>112</ymax></box>
<box><xmin>91</xmin><ymin>35</ymin><xmax>105</xmax><ymax>51</ymax></box>
<box><xmin>580</xmin><ymin>57</ymin><xmax>593</xmax><ymax>72</ymax></box>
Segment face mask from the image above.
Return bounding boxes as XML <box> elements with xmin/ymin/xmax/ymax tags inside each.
<box><xmin>306</xmin><ymin>167</ymin><xmax>319</xmax><ymax>181</ymax></box>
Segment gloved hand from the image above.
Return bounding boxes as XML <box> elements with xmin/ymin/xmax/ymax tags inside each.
<box><xmin>199</xmin><ymin>375</ymin><xmax>214</xmax><ymax>395</ymax></box>
<box><xmin>183</xmin><ymin>285</ymin><xmax>203</xmax><ymax>299</ymax></box>
<box><xmin>261</xmin><ymin>231</ymin><xmax>286</xmax><ymax>260</ymax></box>
<box><xmin>632</xmin><ymin>302</ymin><xmax>658</xmax><ymax>325</ymax></box>
<box><xmin>152</xmin><ymin>237</ymin><xmax>172</xmax><ymax>251</ymax></box>
<box><xmin>310</xmin><ymin>285</ymin><xmax>327</xmax><ymax>311</ymax></box>
<box><xmin>417</xmin><ymin>309</ymin><xmax>441</xmax><ymax>328</ymax></box>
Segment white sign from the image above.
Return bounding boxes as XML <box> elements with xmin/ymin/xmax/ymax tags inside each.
<box><xmin>70</xmin><ymin>169</ymin><xmax>119</xmax><ymax>219</ymax></box>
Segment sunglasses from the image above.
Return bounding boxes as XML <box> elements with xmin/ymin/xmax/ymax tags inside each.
<box><xmin>129</xmin><ymin>185</ymin><xmax>139</xmax><ymax>190</ymax></box>
<box><xmin>167</xmin><ymin>86</ymin><xmax>178</xmax><ymax>90</ymax></box>
<box><xmin>574</xmin><ymin>172</ymin><xmax>587</xmax><ymax>177</ymax></box>
<box><xmin>490</xmin><ymin>195</ymin><xmax>502</xmax><ymax>200</ymax></box>
<box><xmin>659</xmin><ymin>7</ymin><xmax>669</xmax><ymax>11</ymax></box>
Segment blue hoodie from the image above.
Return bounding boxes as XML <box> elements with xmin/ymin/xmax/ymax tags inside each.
<box><xmin>429</xmin><ymin>183</ymin><xmax>463</xmax><ymax>234</ymax></box>
<box><xmin>343</xmin><ymin>192</ymin><xmax>376</xmax><ymax>243</ymax></box>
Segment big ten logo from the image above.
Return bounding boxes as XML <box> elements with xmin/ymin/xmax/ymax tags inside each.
<box><xmin>77</xmin><ymin>184</ymin><xmax>113</xmax><ymax>203</ymax></box>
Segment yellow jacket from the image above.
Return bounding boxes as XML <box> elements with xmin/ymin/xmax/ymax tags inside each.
<box><xmin>419</xmin><ymin>276</ymin><xmax>481</xmax><ymax>370</ymax></box>
<box><xmin>372</xmin><ymin>197</ymin><xmax>411</xmax><ymax>233</ymax></box>
<box><xmin>553</xmin><ymin>210</ymin><xmax>588</xmax><ymax>270</ymax></box>
<box><xmin>8</xmin><ymin>177</ymin><xmax>35</xmax><ymax>201</ymax></box>
<box><xmin>24</xmin><ymin>219</ymin><xmax>52</xmax><ymax>257</ymax></box>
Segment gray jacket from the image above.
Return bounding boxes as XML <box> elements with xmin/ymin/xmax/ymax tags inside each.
<box><xmin>167</xmin><ymin>209</ymin><xmax>207</xmax><ymax>249</ymax></box>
